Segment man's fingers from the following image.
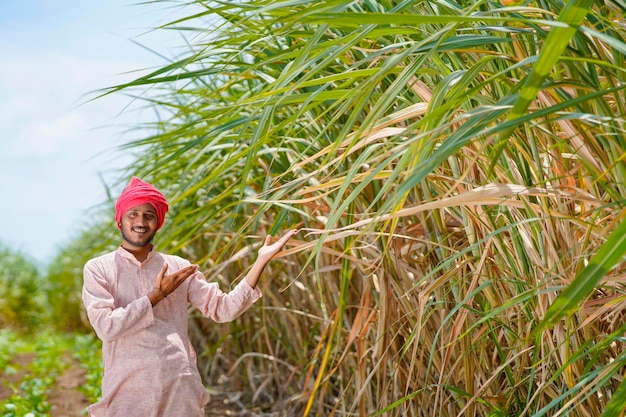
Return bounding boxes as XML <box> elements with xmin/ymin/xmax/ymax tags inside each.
<box><xmin>274</xmin><ymin>229</ymin><xmax>298</xmax><ymax>248</ymax></box>
<box><xmin>265</xmin><ymin>229</ymin><xmax>298</xmax><ymax>247</ymax></box>
<box><xmin>282</xmin><ymin>229</ymin><xmax>298</xmax><ymax>242</ymax></box>
<box><xmin>171</xmin><ymin>264</ymin><xmax>198</xmax><ymax>282</ymax></box>
<box><xmin>160</xmin><ymin>264</ymin><xmax>195</xmax><ymax>281</ymax></box>
<box><xmin>155</xmin><ymin>263</ymin><xmax>168</xmax><ymax>287</ymax></box>
<box><xmin>158</xmin><ymin>264</ymin><xmax>198</xmax><ymax>295</ymax></box>
<box><xmin>182</xmin><ymin>265</ymin><xmax>198</xmax><ymax>280</ymax></box>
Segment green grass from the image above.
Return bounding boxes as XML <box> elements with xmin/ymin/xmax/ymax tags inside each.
<box><xmin>0</xmin><ymin>330</ymin><xmax>102</xmax><ymax>417</ymax></box>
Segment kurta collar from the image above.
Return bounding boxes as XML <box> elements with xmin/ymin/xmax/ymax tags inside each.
<box><xmin>116</xmin><ymin>245</ymin><xmax>157</xmax><ymax>265</ymax></box>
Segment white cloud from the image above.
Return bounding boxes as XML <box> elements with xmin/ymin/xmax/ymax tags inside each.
<box><xmin>10</xmin><ymin>111</ymin><xmax>87</xmax><ymax>156</ymax></box>
<box><xmin>0</xmin><ymin>95</ymin><xmax>38</xmax><ymax>128</ymax></box>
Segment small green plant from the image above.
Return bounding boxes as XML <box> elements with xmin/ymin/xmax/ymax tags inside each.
<box><xmin>0</xmin><ymin>332</ymin><xmax>69</xmax><ymax>416</ymax></box>
<box><xmin>72</xmin><ymin>333</ymin><xmax>103</xmax><ymax>403</ymax></box>
<box><xmin>0</xmin><ymin>331</ymin><xmax>104</xmax><ymax>416</ymax></box>
<box><xmin>0</xmin><ymin>330</ymin><xmax>27</xmax><ymax>374</ymax></box>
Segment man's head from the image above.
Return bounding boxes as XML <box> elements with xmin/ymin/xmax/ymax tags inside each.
<box><xmin>115</xmin><ymin>177</ymin><xmax>169</xmax><ymax>248</ymax></box>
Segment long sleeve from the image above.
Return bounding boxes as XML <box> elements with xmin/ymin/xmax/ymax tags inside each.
<box><xmin>187</xmin><ymin>272</ymin><xmax>262</xmax><ymax>323</ymax></box>
<box><xmin>82</xmin><ymin>256</ymin><xmax>155</xmax><ymax>342</ymax></box>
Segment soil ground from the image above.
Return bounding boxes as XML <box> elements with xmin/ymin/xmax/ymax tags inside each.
<box><xmin>0</xmin><ymin>351</ymin><xmax>254</xmax><ymax>417</ymax></box>
<box><xmin>0</xmin><ymin>352</ymin><xmax>90</xmax><ymax>417</ymax></box>
<box><xmin>0</xmin><ymin>352</ymin><xmax>35</xmax><ymax>401</ymax></box>
<box><xmin>47</xmin><ymin>352</ymin><xmax>91</xmax><ymax>417</ymax></box>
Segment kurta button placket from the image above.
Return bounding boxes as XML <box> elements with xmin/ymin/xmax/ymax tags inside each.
<box><xmin>139</xmin><ymin>263</ymin><xmax>148</xmax><ymax>293</ymax></box>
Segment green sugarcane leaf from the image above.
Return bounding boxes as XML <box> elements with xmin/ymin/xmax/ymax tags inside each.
<box><xmin>491</xmin><ymin>0</ymin><xmax>596</xmax><ymax>168</ymax></box>
<box><xmin>601</xmin><ymin>375</ymin><xmax>626</xmax><ymax>417</ymax></box>
<box><xmin>508</xmin><ymin>0</ymin><xmax>596</xmax><ymax>119</ymax></box>
<box><xmin>537</xmin><ymin>218</ymin><xmax>626</xmax><ymax>333</ymax></box>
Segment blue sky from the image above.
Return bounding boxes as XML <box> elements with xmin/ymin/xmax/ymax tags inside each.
<box><xmin>0</xmin><ymin>1</ymin><xmax>185</xmax><ymax>265</ymax></box>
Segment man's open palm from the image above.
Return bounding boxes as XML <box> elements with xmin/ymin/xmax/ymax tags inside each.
<box><xmin>257</xmin><ymin>229</ymin><xmax>298</xmax><ymax>263</ymax></box>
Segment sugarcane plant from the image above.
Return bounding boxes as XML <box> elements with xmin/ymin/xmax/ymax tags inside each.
<box><xmin>72</xmin><ymin>0</ymin><xmax>626</xmax><ymax>415</ymax></box>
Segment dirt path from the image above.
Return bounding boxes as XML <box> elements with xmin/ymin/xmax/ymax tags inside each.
<box><xmin>48</xmin><ymin>352</ymin><xmax>91</xmax><ymax>417</ymax></box>
<box><xmin>0</xmin><ymin>352</ymin><xmax>35</xmax><ymax>401</ymax></box>
<box><xmin>2</xmin><ymin>352</ymin><xmax>255</xmax><ymax>417</ymax></box>
<box><xmin>0</xmin><ymin>352</ymin><xmax>90</xmax><ymax>417</ymax></box>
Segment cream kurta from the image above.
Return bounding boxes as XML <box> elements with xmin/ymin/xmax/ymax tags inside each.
<box><xmin>82</xmin><ymin>246</ymin><xmax>261</xmax><ymax>417</ymax></box>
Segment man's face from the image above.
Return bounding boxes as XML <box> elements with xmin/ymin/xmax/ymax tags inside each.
<box><xmin>120</xmin><ymin>203</ymin><xmax>158</xmax><ymax>249</ymax></box>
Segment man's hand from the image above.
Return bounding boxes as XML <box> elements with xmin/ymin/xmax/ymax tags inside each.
<box><xmin>257</xmin><ymin>229</ymin><xmax>299</xmax><ymax>263</ymax></box>
<box><xmin>149</xmin><ymin>263</ymin><xmax>198</xmax><ymax>305</ymax></box>
<box><xmin>246</xmin><ymin>229</ymin><xmax>298</xmax><ymax>288</ymax></box>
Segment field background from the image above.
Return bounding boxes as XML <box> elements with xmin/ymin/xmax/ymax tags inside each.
<box><xmin>2</xmin><ymin>1</ymin><xmax>626</xmax><ymax>416</ymax></box>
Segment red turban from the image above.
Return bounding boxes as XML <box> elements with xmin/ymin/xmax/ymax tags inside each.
<box><xmin>115</xmin><ymin>177</ymin><xmax>169</xmax><ymax>230</ymax></box>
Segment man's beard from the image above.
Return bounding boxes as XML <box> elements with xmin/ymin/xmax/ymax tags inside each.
<box><xmin>121</xmin><ymin>226</ymin><xmax>156</xmax><ymax>248</ymax></box>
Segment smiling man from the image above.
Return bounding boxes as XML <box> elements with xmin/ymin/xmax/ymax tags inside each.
<box><xmin>81</xmin><ymin>177</ymin><xmax>297</xmax><ymax>417</ymax></box>
<box><xmin>118</xmin><ymin>204</ymin><xmax>158</xmax><ymax>252</ymax></box>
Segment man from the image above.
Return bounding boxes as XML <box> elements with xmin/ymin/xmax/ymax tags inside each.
<box><xmin>82</xmin><ymin>177</ymin><xmax>297</xmax><ymax>416</ymax></box>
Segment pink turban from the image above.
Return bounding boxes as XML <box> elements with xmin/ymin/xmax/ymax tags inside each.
<box><xmin>115</xmin><ymin>177</ymin><xmax>169</xmax><ymax>230</ymax></box>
